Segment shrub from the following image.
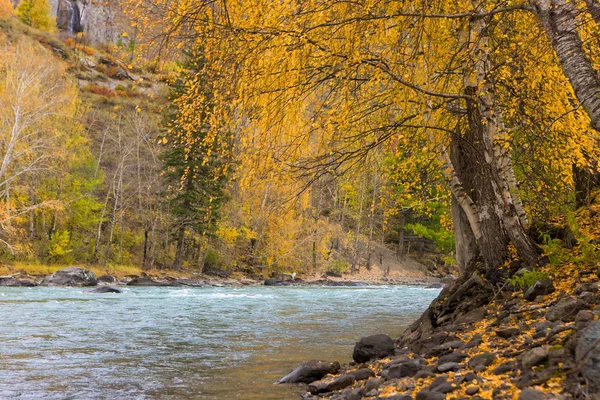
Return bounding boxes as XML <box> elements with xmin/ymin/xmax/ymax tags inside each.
<box><xmin>85</xmin><ymin>84</ymin><xmax>116</xmax><ymax>97</ymax></box>
<box><xmin>204</xmin><ymin>249</ymin><xmax>221</xmax><ymax>269</ymax></box>
<box><xmin>17</xmin><ymin>0</ymin><xmax>55</xmax><ymax>31</ymax></box>
<box><xmin>327</xmin><ymin>258</ymin><xmax>350</xmax><ymax>275</ymax></box>
<box><xmin>507</xmin><ymin>269</ymin><xmax>550</xmax><ymax>289</ymax></box>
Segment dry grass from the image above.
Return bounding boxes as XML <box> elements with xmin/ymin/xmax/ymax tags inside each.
<box><xmin>0</xmin><ymin>263</ymin><xmax>146</xmax><ymax>278</ymax></box>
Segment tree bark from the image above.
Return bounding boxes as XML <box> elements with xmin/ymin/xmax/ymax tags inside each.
<box><xmin>533</xmin><ymin>0</ymin><xmax>600</xmax><ymax>132</ymax></box>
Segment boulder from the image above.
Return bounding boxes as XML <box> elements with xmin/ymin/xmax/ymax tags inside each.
<box><xmin>467</xmin><ymin>352</ymin><xmax>496</xmax><ymax>370</ymax></box>
<box><xmin>521</xmin><ymin>346</ymin><xmax>549</xmax><ymax>369</ymax></box>
<box><xmin>308</xmin><ymin>374</ymin><xmax>355</xmax><ymax>395</ymax></box>
<box><xmin>546</xmin><ymin>297</ymin><xmax>587</xmax><ymax>322</ymax></box>
<box><xmin>495</xmin><ymin>327</ymin><xmax>520</xmax><ymax>338</ymax></box>
<box><xmin>97</xmin><ymin>274</ymin><xmax>117</xmax><ymax>283</ymax></box>
<box><xmin>518</xmin><ymin>388</ymin><xmax>552</xmax><ymax>400</ymax></box>
<box><xmin>41</xmin><ymin>267</ymin><xmax>97</xmax><ymax>287</ymax></box>
<box><xmin>352</xmin><ymin>334</ymin><xmax>395</xmax><ymax>363</ymax></box>
<box><xmin>0</xmin><ymin>277</ymin><xmax>37</xmax><ymax>287</ymax></box>
<box><xmin>84</xmin><ymin>286</ymin><xmax>122</xmax><ymax>294</ymax></box>
<box><xmin>523</xmin><ymin>280</ymin><xmax>555</xmax><ymax>301</ymax></box>
<box><xmin>576</xmin><ymin>320</ymin><xmax>600</xmax><ymax>394</ymax></box>
<box><xmin>386</xmin><ymin>361</ymin><xmax>419</xmax><ymax>379</ymax></box>
<box><xmin>127</xmin><ymin>277</ymin><xmax>176</xmax><ymax>286</ymax></box>
<box><xmin>347</xmin><ymin>368</ymin><xmax>375</xmax><ymax>381</ymax></box>
<box><xmin>278</xmin><ymin>360</ymin><xmax>341</xmax><ymax>384</ymax></box>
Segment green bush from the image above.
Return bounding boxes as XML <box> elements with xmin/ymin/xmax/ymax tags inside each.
<box><xmin>507</xmin><ymin>269</ymin><xmax>550</xmax><ymax>289</ymax></box>
<box><xmin>327</xmin><ymin>258</ymin><xmax>349</xmax><ymax>275</ymax></box>
<box><xmin>204</xmin><ymin>249</ymin><xmax>221</xmax><ymax>269</ymax></box>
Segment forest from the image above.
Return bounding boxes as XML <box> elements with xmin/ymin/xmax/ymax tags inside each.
<box><xmin>3</xmin><ymin>0</ymin><xmax>600</xmax><ymax>398</ymax></box>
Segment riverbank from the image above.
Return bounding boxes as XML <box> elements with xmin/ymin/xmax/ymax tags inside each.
<box><xmin>289</xmin><ymin>263</ymin><xmax>600</xmax><ymax>399</ymax></box>
<box><xmin>0</xmin><ymin>265</ymin><xmax>445</xmax><ymax>289</ymax></box>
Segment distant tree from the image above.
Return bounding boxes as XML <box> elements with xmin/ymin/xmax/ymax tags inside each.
<box><xmin>0</xmin><ymin>0</ymin><xmax>14</xmax><ymax>18</ymax></box>
<box><xmin>17</xmin><ymin>0</ymin><xmax>55</xmax><ymax>31</ymax></box>
<box><xmin>162</xmin><ymin>49</ymin><xmax>231</xmax><ymax>270</ymax></box>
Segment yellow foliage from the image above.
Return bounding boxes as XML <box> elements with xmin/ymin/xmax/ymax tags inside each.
<box><xmin>0</xmin><ymin>0</ymin><xmax>14</xmax><ymax>18</ymax></box>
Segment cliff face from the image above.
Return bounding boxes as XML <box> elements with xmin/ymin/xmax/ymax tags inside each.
<box><xmin>49</xmin><ymin>0</ymin><xmax>124</xmax><ymax>44</ymax></box>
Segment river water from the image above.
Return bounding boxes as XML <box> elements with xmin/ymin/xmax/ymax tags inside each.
<box><xmin>0</xmin><ymin>285</ymin><xmax>439</xmax><ymax>399</ymax></box>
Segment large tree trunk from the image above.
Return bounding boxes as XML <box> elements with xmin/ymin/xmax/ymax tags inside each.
<box><xmin>533</xmin><ymin>0</ymin><xmax>600</xmax><ymax>205</ymax></box>
<box><xmin>533</xmin><ymin>0</ymin><xmax>600</xmax><ymax>131</ymax></box>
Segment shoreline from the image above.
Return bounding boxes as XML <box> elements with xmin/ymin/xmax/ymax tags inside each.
<box><xmin>0</xmin><ymin>266</ymin><xmax>446</xmax><ymax>289</ymax></box>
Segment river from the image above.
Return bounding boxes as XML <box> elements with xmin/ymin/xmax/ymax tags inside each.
<box><xmin>0</xmin><ymin>285</ymin><xmax>439</xmax><ymax>399</ymax></box>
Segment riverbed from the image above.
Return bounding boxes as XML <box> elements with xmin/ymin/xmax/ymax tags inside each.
<box><xmin>0</xmin><ymin>285</ymin><xmax>439</xmax><ymax>399</ymax></box>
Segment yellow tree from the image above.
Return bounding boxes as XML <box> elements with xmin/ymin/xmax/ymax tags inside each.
<box><xmin>126</xmin><ymin>0</ymin><xmax>599</xmax><ymax>276</ymax></box>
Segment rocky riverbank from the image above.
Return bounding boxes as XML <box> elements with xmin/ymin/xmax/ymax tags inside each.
<box><xmin>279</xmin><ymin>262</ymin><xmax>600</xmax><ymax>400</ymax></box>
<box><xmin>0</xmin><ymin>266</ymin><xmax>444</xmax><ymax>289</ymax></box>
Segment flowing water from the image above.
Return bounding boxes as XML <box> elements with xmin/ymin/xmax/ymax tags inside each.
<box><xmin>0</xmin><ymin>285</ymin><xmax>439</xmax><ymax>399</ymax></box>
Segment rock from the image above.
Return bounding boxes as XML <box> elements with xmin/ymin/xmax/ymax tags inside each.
<box><xmin>84</xmin><ymin>286</ymin><xmax>122</xmax><ymax>293</ymax></box>
<box><xmin>384</xmin><ymin>395</ymin><xmax>412</xmax><ymax>400</ymax></box>
<box><xmin>521</xmin><ymin>346</ymin><xmax>549</xmax><ymax>369</ymax></box>
<box><xmin>495</xmin><ymin>327</ymin><xmax>520</xmax><ymax>338</ymax></box>
<box><xmin>41</xmin><ymin>267</ymin><xmax>97</xmax><ymax>287</ymax></box>
<box><xmin>416</xmin><ymin>390</ymin><xmax>446</xmax><ymax>400</ymax></box>
<box><xmin>363</xmin><ymin>377</ymin><xmax>381</xmax><ymax>393</ymax></box>
<box><xmin>0</xmin><ymin>277</ymin><xmax>37</xmax><ymax>287</ymax></box>
<box><xmin>340</xmin><ymin>388</ymin><xmax>364</xmax><ymax>400</ymax></box>
<box><xmin>352</xmin><ymin>334</ymin><xmax>395</xmax><ymax>363</ymax></box>
<box><xmin>264</xmin><ymin>279</ymin><xmax>289</xmax><ymax>286</ymax></box>
<box><xmin>575</xmin><ymin>281</ymin><xmax>599</xmax><ymax>295</ymax></box>
<box><xmin>518</xmin><ymin>388</ymin><xmax>551</xmax><ymax>400</ymax></box>
<box><xmin>347</xmin><ymin>368</ymin><xmax>374</xmax><ymax>381</ymax></box>
<box><xmin>492</xmin><ymin>362</ymin><xmax>514</xmax><ymax>375</ymax></box>
<box><xmin>546</xmin><ymin>297</ymin><xmax>587</xmax><ymax>322</ymax></box>
<box><xmin>204</xmin><ymin>267</ymin><xmax>230</xmax><ymax>278</ymax></box>
<box><xmin>437</xmin><ymin>362</ymin><xmax>460</xmax><ymax>372</ymax></box>
<box><xmin>534</xmin><ymin>321</ymin><xmax>553</xmax><ymax>333</ymax></box>
<box><xmin>127</xmin><ymin>277</ymin><xmax>173</xmax><ymax>286</ymax></box>
<box><xmin>576</xmin><ymin>320</ymin><xmax>600</xmax><ymax>394</ymax></box>
<box><xmin>438</xmin><ymin>351</ymin><xmax>467</xmax><ymax>364</ymax></box>
<box><xmin>97</xmin><ymin>274</ymin><xmax>116</xmax><ymax>283</ymax></box>
<box><xmin>278</xmin><ymin>360</ymin><xmax>341</xmax><ymax>384</ymax></box>
<box><xmin>575</xmin><ymin>309</ymin><xmax>594</xmax><ymax>328</ymax></box>
<box><xmin>466</xmin><ymin>386</ymin><xmax>480</xmax><ymax>395</ymax></box>
<box><xmin>431</xmin><ymin>382</ymin><xmax>457</xmax><ymax>393</ymax></box>
<box><xmin>414</xmin><ymin>370</ymin><xmax>435</xmax><ymax>380</ymax></box>
<box><xmin>308</xmin><ymin>374</ymin><xmax>355</xmax><ymax>394</ymax></box>
<box><xmin>386</xmin><ymin>361</ymin><xmax>419</xmax><ymax>379</ymax></box>
<box><xmin>524</xmin><ymin>280</ymin><xmax>555</xmax><ymax>301</ymax></box>
<box><xmin>467</xmin><ymin>353</ymin><xmax>496</xmax><ymax>370</ymax></box>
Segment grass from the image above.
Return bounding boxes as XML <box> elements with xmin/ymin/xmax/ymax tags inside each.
<box><xmin>0</xmin><ymin>262</ymin><xmax>198</xmax><ymax>279</ymax></box>
<box><xmin>0</xmin><ymin>263</ymin><xmax>144</xmax><ymax>278</ymax></box>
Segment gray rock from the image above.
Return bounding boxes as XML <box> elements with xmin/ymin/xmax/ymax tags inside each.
<box><xmin>492</xmin><ymin>362</ymin><xmax>514</xmax><ymax>375</ymax></box>
<box><xmin>97</xmin><ymin>274</ymin><xmax>116</xmax><ymax>283</ymax></box>
<box><xmin>352</xmin><ymin>334</ymin><xmax>395</xmax><ymax>363</ymax></box>
<box><xmin>416</xmin><ymin>390</ymin><xmax>446</xmax><ymax>400</ymax></box>
<box><xmin>84</xmin><ymin>286</ymin><xmax>122</xmax><ymax>293</ymax></box>
<box><xmin>437</xmin><ymin>362</ymin><xmax>460</xmax><ymax>372</ymax></box>
<box><xmin>466</xmin><ymin>386</ymin><xmax>480</xmax><ymax>395</ymax></box>
<box><xmin>521</xmin><ymin>346</ymin><xmax>549</xmax><ymax>369</ymax></box>
<box><xmin>308</xmin><ymin>374</ymin><xmax>355</xmax><ymax>395</ymax></box>
<box><xmin>41</xmin><ymin>267</ymin><xmax>97</xmax><ymax>287</ymax></box>
<box><xmin>495</xmin><ymin>327</ymin><xmax>520</xmax><ymax>338</ymax></box>
<box><xmin>0</xmin><ymin>277</ymin><xmax>37</xmax><ymax>287</ymax></box>
<box><xmin>278</xmin><ymin>360</ymin><xmax>341</xmax><ymax>384</ymax></box>
<box><xmin>518</xmin><ymin>388</ymin><xmax>551</xmax><ymax>400</ymax></box>
<box><xmin>363</xmin><ymin>377</ymin><xmax>381</xmax><ymax>393</ymax></box>
<box><xmin>576</xmin><ymin>320</ymin><xmax>600</xmax><ymax>394</ymax></box>
<box><xmin>347</xmin><ymin>368</ymin><xmax>374</xmax><ymax>381</ymax></box>
<box><xmin>524</xmin><ymin>280</ymin><xmax>555</xmax><ymax>301</ymax></box>
<box><xmin>546</xmin><ymin>297</ymin><xmax>587</xmax><ymax>322</ymax></box>
<box><xmin>387</xmin><ymin>361</ymin><xmax>419</xmax><ymax>379</ymax></box>
<box><xmin>467</xmin><ymin>352</ymin><xmax>496</xmax><ymax>370</ymax></box>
